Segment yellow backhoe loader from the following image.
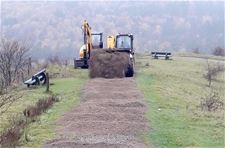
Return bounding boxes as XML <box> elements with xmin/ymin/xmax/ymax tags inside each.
<box><xmin>74</xmin><ymin>20</ymin><xmax>103</xmax><ymax>68</ymax></box>
<box><xmin>75</xmin><ymin>20</ymin><xmax>134</xmax><ymax>77</ymax></box>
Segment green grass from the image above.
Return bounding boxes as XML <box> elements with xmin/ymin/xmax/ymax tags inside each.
<box><xmin>0</xmin><ymin>66</ymin><xmax>88</xmax><ymax>147</ymax></box>
<box><xmin>20</xmin><ymin>77</ymin><xmax>86</xmax><ymax>147</ymax></box>
<box><xmin>135</xmin><ymin>55</ymin><xmax>224</xmax><ymax>147</ymax></box>
<box><xmin>1</xmin><ymin>55</ymin><xmax>224</xmax><ymax>147</ymax></box>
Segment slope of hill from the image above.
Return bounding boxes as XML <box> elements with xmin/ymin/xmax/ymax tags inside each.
<box><xmin>2</xmin><ymin>1</ymin><xmax>224</xmax><ymax>58</ymax></box>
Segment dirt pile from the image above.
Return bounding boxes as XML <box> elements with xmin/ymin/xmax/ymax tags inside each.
<box><xmin>89</xmin><ymin>49</ymin><xmax>130</xmax><ymax>78</ymax></box>
<box><xmin>43</xmin><ymin>78</ymin><xmax>149</xmax><ymax>148</ymax></box>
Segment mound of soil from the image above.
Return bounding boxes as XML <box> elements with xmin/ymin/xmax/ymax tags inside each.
<box><xmin>88</xmin><ymin>49</ymin><xmax>130</xmax><ymax>78</ymax></box>
<box><xmin>43</xmin><ymin>78</ymin><xmax>149</xmax><ymax>148</ymax></box>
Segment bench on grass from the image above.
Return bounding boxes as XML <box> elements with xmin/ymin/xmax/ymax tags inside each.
<box><xmin>151</xmin><ymin>51</ymin><xmax>172</xmax><ymax>60</ymax></box>
<box><xmin>24</xmin><ymin>69</ymin><xmax>47</xmax><ymax>87</ymax></box>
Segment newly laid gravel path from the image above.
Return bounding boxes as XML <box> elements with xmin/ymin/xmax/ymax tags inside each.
<box><xmin>43</xmin><ymin>78</ymin><xmax>149</xmax><ymax>148</ymax></box>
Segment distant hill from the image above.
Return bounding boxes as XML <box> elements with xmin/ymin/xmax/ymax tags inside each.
<box><xmin>1</xmin><ymin>1</ymin><xmax>224</xmax><ymax>59</ymax></box>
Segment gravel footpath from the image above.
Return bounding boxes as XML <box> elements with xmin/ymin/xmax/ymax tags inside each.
<box><xmin>43</xmin><ymin>78</ymin><xmax>149</xmax><ymax>148</ymax></box>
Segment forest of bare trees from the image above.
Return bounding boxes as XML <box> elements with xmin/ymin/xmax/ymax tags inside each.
<box><xmin>2</xmin><ymin>1</ymin><xmax>224</xmax><ymax>58</ymax></box>
<box><xmin>0</xmin><ymin>39</ymin><xmax>31</xmax><ymax>114</ymax></box>
<box><xmin>0</xmin><ymin>39</ymin><xmax>30</xmax><ymax>93</ymax></box>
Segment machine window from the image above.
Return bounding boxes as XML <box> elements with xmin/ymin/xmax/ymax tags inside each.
<box><xmin>117</xmin><ymin>36</ymin><xmax>131</xmax><ymax>48</ymax></box>
<box><xmin>92</xmin><ymin>35</ymin><xmax>101</xmax><ymax>46</ymax></box>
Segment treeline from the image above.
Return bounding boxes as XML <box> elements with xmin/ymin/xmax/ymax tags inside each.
<box><xmin>192</xmin><ymin>46</ymin><xmax>224</xmax><ymax>56</ymax></box>
<box><xmin>2</xmin><ymin>1</ymin><xmax>224</xmax><ymax>57</ymax></box>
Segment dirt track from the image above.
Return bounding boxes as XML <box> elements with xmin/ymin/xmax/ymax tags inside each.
<box><xmin>43</xmin><ymin>78</ymin><xmax>148</xmax><ymax>148</ymax></box>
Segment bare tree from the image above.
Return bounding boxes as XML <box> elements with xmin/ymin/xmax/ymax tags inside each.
<box><xmin>0</xmin><ymin>38</ymin><xmax>30</xmax><ymax>92</ymax></box>
<box><xmin>48</xmin><ymin>55</ymin><xmax>62</xmax><ymax>66</ymax></box>
<box><xmin>200</xmin><ymin>91</ymin><xmax>223</xmax><ymax>112</ymax></box>
<box><xmin>204</xmin><ymin>59</ymin><xmax>224</xmax><ymax>87</ymax></box>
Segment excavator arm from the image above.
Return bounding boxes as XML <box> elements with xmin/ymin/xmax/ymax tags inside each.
<box><xmin>82</xmin><ymin>20</ymin><xmax>92</xmax><ymax>59</ymax></box>
<box><xmin>74</xmin><ymin>20</ymin><xmax>103</xmax><ymax>69</ymax></box>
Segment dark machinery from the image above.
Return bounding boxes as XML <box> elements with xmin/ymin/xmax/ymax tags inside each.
<box><xmin>115</xmin><ymin>34</ymin><xmax>134</xmax><ymax>77</ymax></box>
<box><xmin>90</xmin><ymin>33</ymin><xmax>135</xmax><ymax>78</ymax></box>
<box><xmin>74</xmin><ymin>20</ymin><xmax>135</xmax><ymax>77</ymax></box>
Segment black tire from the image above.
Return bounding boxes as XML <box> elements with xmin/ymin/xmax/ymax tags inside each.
<box><xmin>81</xmin><ymin>66</ymin><xmax>88</xmax><ymax>69</ymax></box>
<box><xmin>81</xmin><ymin>59</ymin><xmax>89</xmax><ymax>69</ymax></box>
<box><xmin>126</xmin><ymin>64</ymin><xmax>134</xmax><ymax>77</ymax></box>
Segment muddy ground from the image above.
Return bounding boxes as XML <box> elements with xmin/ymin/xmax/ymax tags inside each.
<box><xmin>43</xmin><ymin>78</ymin><xmax>149</xmax><ymax>148</ymax></box>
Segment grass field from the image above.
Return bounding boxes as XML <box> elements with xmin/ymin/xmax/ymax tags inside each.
<box><xmin>1</xmin><ymin>54</ymin><xmax>224</xmax><ymax>147</ymax></box>
<box><xmin>136</xmin><ymin>54</ymin><xmax>224</xmax><ymax>147</ymax></box>
<box><xmin>0</xmin><ymin>66</ymin><xmax>88</xmax><ymax>147</ymax></box>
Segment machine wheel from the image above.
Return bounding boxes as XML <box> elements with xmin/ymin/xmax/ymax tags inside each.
<box><xmin>81</xmin><ymin>66</ymin><xmax>88</xmax><ymax>69</ymax></box>
<box><xmin>126</xmin><ymin>64</ymin><xmax>134</xmax><ymax>77</ymax></box>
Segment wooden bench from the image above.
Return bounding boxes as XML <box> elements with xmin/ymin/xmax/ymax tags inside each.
<box><xmin>24</xmin><ymin>69</ymin><xmax>47</xmax><ymax>87</ymax></box>
<box><xmin>151</xmin><ymin>51</ymin><xmax>172</xmax><ymax>60</ymax></box>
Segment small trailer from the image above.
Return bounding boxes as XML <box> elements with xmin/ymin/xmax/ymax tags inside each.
<box><xmin>24</xmin><ymin>69</ymin><xmax>47</xmax><ymax>87</ymax></box>
<box><xmin>151</xmin><ymin>51</ymin><xmax>172</xmax><ymax>60</ymax></box>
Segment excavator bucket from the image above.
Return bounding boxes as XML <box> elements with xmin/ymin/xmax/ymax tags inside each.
<box><xmin>88</xmin><ymin>49</ymin><xmax>133</xmax><ymax>78</ymax></box>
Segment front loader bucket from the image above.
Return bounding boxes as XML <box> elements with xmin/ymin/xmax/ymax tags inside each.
<box><xmin>88</xmin><ymin>49</ymin><xmax>133</xmax><ymax>78</ymax></box>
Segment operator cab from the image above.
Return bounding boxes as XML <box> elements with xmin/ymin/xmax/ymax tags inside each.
<box><xmin>115</xmin><ymin>34</ymin><xmax>133</xmax><ymax>51</ymax></box>
<box><xmin>92</xmin><ymin>33</ymin><xmax>103</xmax><ymax>49</ymax></box>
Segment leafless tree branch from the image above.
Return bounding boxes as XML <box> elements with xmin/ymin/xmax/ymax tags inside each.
<box><xmin>204</xmin><ymin>59</ymin><xmax>224</xmax><ymax>87</ymax></box>
<box><xmin>0</xmin><ymin>38</ymin><xmax>30</xmax><ymax>92</ymax></box>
